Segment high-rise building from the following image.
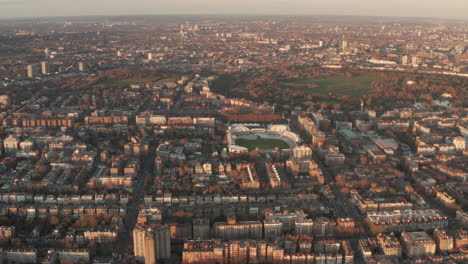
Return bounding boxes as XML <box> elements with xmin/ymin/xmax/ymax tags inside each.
<box><xmin>133</xmin><ymin>225</ymin><xmax>171</xmax><ymax>263</ymax></box>
<box><xmin>148</xmin><ymin>53</ymin><xmax>153</xmax><ymax>60</ymax></box>
<box><xmin>144</xmin><ymin>232</ymin><xmax>157</xmax><ymax>264</ymax></box>
<box><xmin>133</xmin><ymin>226</ymin><xmax>146</xmax><ymax>262</ymax></box>
<box><xmin>154</xmin><ymin>225</ymin><xmax>171</xmax><ymax>260</ymax></box>
<box><xmin>411</xmin><ymin>56</ymin><xmax>419</xmax><ymax>67</ymax></box>
<box><xmin>41</xmin><ymin>61</ymin><xmax>50</xmax><ymax>75</ymax></box>
<box><xmin>44</xmin><ymin>48</ymin><xmax>50</xmax><ymax>57</ymax></box>
<box><xmin>319</xmin><ymin>41</ymin><xmax>323</xmax><ymax>47</ymax></box>
<box><xmin>342</xmin><ymin>40</ymin><xmax>348</xmax><ymax>50</ymax></box>
<box><xmin>402</xmin><ymin>55</ymin><xmax>409</xmax><ymax>65</ymax></box>
<box><xmin>79</xmin><ymin>62</ymin><xmax>86</xmax><ymax>72</ymax></box>
<box><xmin>27</xmin><ymin>64</ymin><xmax>35</xmax><ymax>78</ymax></box>
<box><xmin>193</xmin><ymin>218</ymin><xmax>210</xmax><ymax>239</ymax></box>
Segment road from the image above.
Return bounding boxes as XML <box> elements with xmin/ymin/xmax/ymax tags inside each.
<box><xmin>116</xmin><ymin>150</ymin><xmax>155</xmax><ymax>262</ymax></box>
<box><xmin>316</xmin><ymin>160</ymin><xmax>372</xmax><ymax>236</ymax></box>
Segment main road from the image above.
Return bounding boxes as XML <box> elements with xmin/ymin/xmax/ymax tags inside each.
<box><xmin>116</xmin><ymin>149</ymin><xmax>155</xmax><ymax>262</ymax></box>
<box><xmin>316</xmin><ymin>159</ymin><xmax>372</xmax><ymax>236</ymax></box>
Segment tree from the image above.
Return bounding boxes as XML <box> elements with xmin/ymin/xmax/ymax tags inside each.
<box><xmin>249</xmin><ymin>149</ymin><xmax>259</xmax><ymax>160</ymax></box>
<box><xmin>88</xmin><ymin>216</ymin><xmax>98</xmax><ymax>227</ymax></box>
<box><xmin>357</xmin><ymin>179</ymin><xmax>370</xmax><ymax>190</ymax></box>
<box><xmin>49</xmin><ymin>216</ymin><xmax>59</xmax><ymax>226</ymax></box>
<box><xmin>387</xmin><ymin>187</ymin><xmax>397</xmax><ymax>196</ymax></box>
<box><xmin>75</xmin><ymin>214</ymin><xmax>98</xmax><ymax>227</ymax></box>
<box><xmin>340</xmin><ymin>187</ymin><xmax>350</xmax><ymax>195</ymax></box>
<box><xmin>335</xmin><ymin>175</ymin><xmax>346</xmax><ymax>187</ymax></box>
<box><xmin>320</xmin><ymin>102</ymin><xmax>328</xmax><ymax>110</ymax></box>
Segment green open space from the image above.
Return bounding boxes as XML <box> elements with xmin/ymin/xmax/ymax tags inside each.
<box><xmin>280</xmin><ymin>75</ymin><xmax>378</xmax><ymax>96</ymax></box>
<box><xmin>93</xmin><ymin>76</ymin><xmax>179</xmax><ymax>88</ymax></box>
<box><xmin>235</xmin><ymin>138</ymin><xmax>290</xmax><ymax>151</ymax></box>
<box><xmin>96</xmin><ymin>77</ymin><xmax>160</xmax><ymax>87</ymax></box>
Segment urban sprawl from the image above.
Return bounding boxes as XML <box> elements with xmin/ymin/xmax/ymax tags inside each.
<box><xmin>0</xmin><ymin>16</ymin><xmax>467</xmax><ymax>264</ymax></box>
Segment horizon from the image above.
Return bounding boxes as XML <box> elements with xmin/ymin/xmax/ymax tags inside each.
<box><xmin>0</xmin><ymin>13</ymin><xmax>467</xmax><ymax>24</ymax></box>
<box><xmin>0</xmin><ymin>0</ymin><xmax>467</xmax><ymax>21</ymax></box>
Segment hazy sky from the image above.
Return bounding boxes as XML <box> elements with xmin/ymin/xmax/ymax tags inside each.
<box><xmin>0</xmin><ymin>0</ymin><xmax>467</xmax><ymax>20</ymax></box>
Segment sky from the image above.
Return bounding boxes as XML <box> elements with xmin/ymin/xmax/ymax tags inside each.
<box><xmin>0</xmin><ymin>0</ymin><xmax>467</xmax><ymax>20</ymax></box>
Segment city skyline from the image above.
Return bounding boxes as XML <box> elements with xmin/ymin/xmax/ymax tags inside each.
<box><xmin>1</xmin><ymin>0</ymin><xmax>468</xmax><ymax>20</ymax></box>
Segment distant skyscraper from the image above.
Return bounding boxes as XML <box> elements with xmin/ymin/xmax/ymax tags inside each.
<box><xmin>319</xmin><ymin>41</ymin><xmax>323</xmax><ymax>47</ymax></box>
<box><xmin>44</xmin><ymin>48</ymin><xmax>50</xmax><ymax>57</ymax></box>
<box><xmin>342</xmin><ymin>40</ymin><xmax>348</xmax><ymax>50</ymax></box>
<box><xmin>117</xmin><ymin>50</ymin><xmax>122</xmax><ymax>57</ymax></box>
<box><xmin>41</xmin><ymin>61</ymin><xmax>50</xmax><ymax>75</ymax></box>
<box><xmin>27</xmin><ymin>64</ymin><xmax>35</xmax><ymax>78</ymax></box>
<box><xmin>133</xmin><ymin>226</ymin><xmax>146</xmax><ymax>262</ymax></box>
<box><xmin>402</xmin><ymin>55</ymin><xmax>409</xmax><ymax>65</ymax></box>
<box><xmin>411</xmin><ymin>56</ymin><xmax>419</xmax><ymax>67</ymax></box>
<box><xmin>147</xmin><ymin>53</ymin><xmax>153</xmax><ymax>60</ymax></box>
<box><xmin>78</xmin><ymin>62</ymin><xmax>86</xmax><ymax>72</ymax></box>
<box><xmin>133</xmin><ymin>225</ymin><xmax>171</xmax><ymax>263</ymax></box>
<box><xmin>144</xmin><ymin>233</ymin><xmax>157</xmax><ymax>264</ymax></box>
<box><xmin>154</xmin><ymin>225</ymin><xmax>171</xmax><ymax>259</ymax></box>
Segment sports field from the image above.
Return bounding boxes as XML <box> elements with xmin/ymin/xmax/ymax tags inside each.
<box><xmin>235</xmin><ymin>138</ymin><xmax>291</xmax><ymax>151</ymax></box>
<box><xmin>280</xmin><ymin>75</ymin><xmax>378</xmax><ymax>96</ymax></box>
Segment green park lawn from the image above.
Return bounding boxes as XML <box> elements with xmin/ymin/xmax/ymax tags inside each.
<box><xmin>280</xmin><ymin>75</ymin><xmax>378</xmax><ymax>96</ymax></box>
<box><xmin>97</xmin><ymin>77</ymin><xmax>158</xmax><ymax>86</ymax></box>
<box><xmin>93</xmin><ymin>76</ymin><xmax>178</xmax><ymax>88</ymax></box>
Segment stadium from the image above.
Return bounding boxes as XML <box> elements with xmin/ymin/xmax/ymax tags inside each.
<box><xmin>227</xmin><ymin>124</ymin><xmax>300</xmax><ymax>153</ymax></box>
